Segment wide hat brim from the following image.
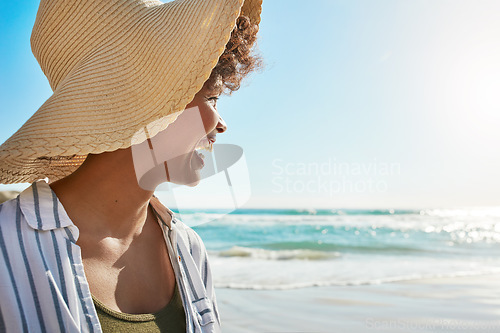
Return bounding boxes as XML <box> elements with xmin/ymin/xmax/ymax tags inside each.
<box><xmin>0</xmin><ymin>0</ymin><xmax>262</xmax><ymax>184</ymax></box>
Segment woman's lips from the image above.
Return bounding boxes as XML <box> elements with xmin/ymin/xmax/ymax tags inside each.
<box><xmin>191</xmin><ymin>135</ymin><xmax>215</xmax><ymax>170</ymax></box>
<box><xmin>194</xmin><ymin>137</ymin><xmax>214</xmax><ymax>151</ymax></box>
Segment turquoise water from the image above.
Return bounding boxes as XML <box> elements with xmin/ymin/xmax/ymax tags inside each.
<box><xmin>177</xmin><ymin>207</ymin><xmax>500</xmax><ymax>289</ymax></box>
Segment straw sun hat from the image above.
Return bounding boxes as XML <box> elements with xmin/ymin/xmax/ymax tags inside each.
<box><xmin>0</xmin><ymin>0</ymin><xmax>262</xmax><ymax>184</ymax></box>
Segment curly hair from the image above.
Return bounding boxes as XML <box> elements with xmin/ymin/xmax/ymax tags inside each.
<box><xmin>205</xmin><ymin>15</ymin><xmax>264</xmax><ymax>95</ymax></box>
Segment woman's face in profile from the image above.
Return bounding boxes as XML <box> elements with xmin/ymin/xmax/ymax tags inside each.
<box><xmin>132</xmin><ymin>80</ymin><xmax>227</xmax><ymax>190</ymax></box>
<box><xmin>177</xmin><ymin>81</ymin><xmax>227</xmax><ymax>184</ymax></box>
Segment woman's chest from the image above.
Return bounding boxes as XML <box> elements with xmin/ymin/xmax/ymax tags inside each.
<box><xmin>80</xmin><ymin>236</ymin><xmax>177</xmax><ymax>314</ymax></box>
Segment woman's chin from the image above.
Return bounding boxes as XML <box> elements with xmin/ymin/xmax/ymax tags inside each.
<box><xmin>169</xmin><ymin>157</ymin><xmax>202</xmax><ymax>187</ymax></box>
<box><xmin>168</xmin><ymin>167</ymin><xmax>201</xmax><ymax>187</ymax></box>
<box><xmin>137</xmin><ymin>154</ymin><xmax>204</xmax><ymax>189</ymax></box>
<box><xmin>190</xmin><ymin>150</ymin><xmax>205</xmax><ymax>170</ymax></box>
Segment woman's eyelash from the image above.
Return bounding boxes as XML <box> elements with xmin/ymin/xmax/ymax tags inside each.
<box><xmin>207</xmin><ymin>97</ymin><xmax>219</xmax><ymax>105</ymax></box>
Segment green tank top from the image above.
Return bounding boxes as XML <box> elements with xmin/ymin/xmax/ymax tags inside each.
<box><xmin>92</xmin><ymin>283</ymin><xmax>186</xmax><ymax>332</ymax></box>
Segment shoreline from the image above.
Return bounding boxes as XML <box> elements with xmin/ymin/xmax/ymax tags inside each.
<box><xmin>216</xmin><ymin>273</ymin><xmax>500</xmax><ymax>333</ymax></box>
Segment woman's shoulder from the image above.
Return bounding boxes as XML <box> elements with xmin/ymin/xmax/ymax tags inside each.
<box><xmin>0</xmin><ymin>196</ymin><xmax>19</xmax><ymax>236</ymax></box>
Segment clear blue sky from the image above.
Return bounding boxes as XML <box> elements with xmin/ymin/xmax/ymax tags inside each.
<box><xmin>1</xmin><ymin>0</ymin><xmax>499</xmax><ymax>209</ymax></box>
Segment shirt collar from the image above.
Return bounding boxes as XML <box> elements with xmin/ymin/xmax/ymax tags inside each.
<box><xmin>19</xmin><ymin>179</ymin><xmax>75</xmax><ymax>231</ymax></box>
<box><xmin>19</xmin><ymin>179</ymin><xmax>175</xmax><ymax>232</ymax></box>
<box><xmin>150</xmin><ymin>195</ymin><xmax>174</xmax><ymax>230</ymax></box>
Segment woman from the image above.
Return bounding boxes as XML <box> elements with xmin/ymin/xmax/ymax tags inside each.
<box><xmin>0</xmin><ymin>0</ymin><xmax>263</xmax><ymax>332</ymax></box>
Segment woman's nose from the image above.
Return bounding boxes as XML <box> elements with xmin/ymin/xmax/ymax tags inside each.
<box><xmin>217</xmin><ymin>115</ymin><xmax>227</xmax><ymax>133</ymax></box>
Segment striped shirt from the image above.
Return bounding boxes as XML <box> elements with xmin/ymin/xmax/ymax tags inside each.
<box><xmin>0</xmin><ymin>179</ymin><xmax>221</xmax><ymax>333</ymax></box>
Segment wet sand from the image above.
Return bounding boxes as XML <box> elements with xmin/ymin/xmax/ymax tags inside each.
<box><xmin>216</xmin><ymin>273</ymin><xmax>500</xmax><ymax>333</ymax></box>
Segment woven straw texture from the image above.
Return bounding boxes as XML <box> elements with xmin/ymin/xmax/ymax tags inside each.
<box><xmin>0</xmin><ymin>0</ymin><xmax>262</xmax><ymax>184</ymax></box>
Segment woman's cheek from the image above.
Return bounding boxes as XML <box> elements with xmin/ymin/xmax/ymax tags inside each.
<box><xmin>201</xmin><ymin>105</ymin><xmax>219</xmax><ymax>132</ymax></box>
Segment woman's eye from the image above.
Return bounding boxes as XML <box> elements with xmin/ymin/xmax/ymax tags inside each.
<box><xmin>208</xmin><ymin>97</ymin><xmax>219</xmax><ymax>106</ymax></box>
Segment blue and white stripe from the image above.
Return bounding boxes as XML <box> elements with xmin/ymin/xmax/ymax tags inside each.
<box><xmin>0</xmin><ymin>180</ymin><xmax>221</xmax><ymax>333</ymax></box>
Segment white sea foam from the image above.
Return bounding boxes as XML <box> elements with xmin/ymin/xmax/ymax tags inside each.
<box><xmin>209</xmin><ymin>252</ymin><xmax>500</xmax><ymax>290</ymax></box>
<box><xmin>213</xmin><ymin>270</ymin><xmax>500</xmax><ymax>290</ymax></box>
<box><xmin>217</xmin><ymin>246</ymin><xmax>339</xmax><ymax>260</ymax></box>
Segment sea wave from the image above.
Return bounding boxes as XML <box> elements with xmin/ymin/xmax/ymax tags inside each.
<box><xmin>216</xmin><ymin>246</ymin><xmax>339</xmax><ymax>260</ymax></box>
<box><xmin>214</xmin><ymin>269</ymin><xmax>500</xmax><ymax>290</ymax></box>
<box><xmin>193</xmin><ymin>207</ymin><xmax>500</xmax><ymax>290</ymax></box>
<box><xmin>259</xmin><ymin>241</ymin><xmax>438</xmax><ymax>254</ymax></box>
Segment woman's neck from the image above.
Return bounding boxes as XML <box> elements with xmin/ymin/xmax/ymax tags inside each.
<box><xmin>49</xmin><ymin>147</ymin><xmax>155</xmax><ymax>241</ymax></box>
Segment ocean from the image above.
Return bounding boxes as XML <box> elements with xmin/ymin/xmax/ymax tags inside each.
<box><xmin>172</xmin><ymin>207</ymin><xmax>500</xmax><ymax>290</ymax></box>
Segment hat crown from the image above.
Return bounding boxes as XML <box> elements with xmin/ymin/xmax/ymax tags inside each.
<box><xmin>30</xmin><ymin>0</ymin><xmax>261</xmax><ymax>92</ymax></box>
<box><xmin>30</xmin><ymin>0</ymin><xmax>159</xmax><ymax>91</ymax></box>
